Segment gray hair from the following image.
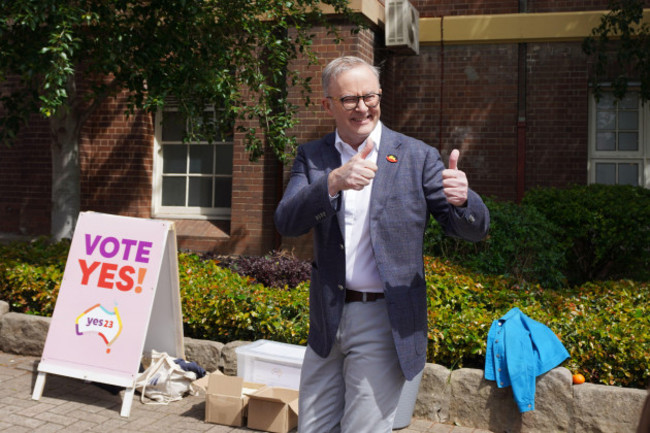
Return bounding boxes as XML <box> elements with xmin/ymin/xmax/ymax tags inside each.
<box><xmin>322</xmin><ymin>56</ymin><xmax>381</xmax><ymax>96</ymax></box>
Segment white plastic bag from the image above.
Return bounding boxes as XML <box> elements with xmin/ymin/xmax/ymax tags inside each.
<box><xmin>135</xmin><ymin>350</ymin><xmax>198</xmax><ymax>404</ymax></box>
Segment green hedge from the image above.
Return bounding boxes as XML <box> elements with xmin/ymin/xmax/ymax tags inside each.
<box><xmin>425</xmin><ymin>185</ymin><xmax>650</xmax><ymax>287</ymax></box>
<box><xmin>423</xmin><ymin>257</ymin><xmax>649</xmax><ymax>388</ymax></box>
<box><xmin>179</xmin><ymin>253</ymin><xmax>309</xmax><ymax>345</ymax></box>
<box><xmin>425</xmin><ymin>197</ymin><xmax>566</xmax><ymax>288</ymax></box>
<box><xmin>0</xmin><ymin>239</ymin><xmax>648</xmax><ymax>389</ymax></box>
<box><xmin>523</xmin><ymin>184</ymin><xmax>650</xmax><ymax>283</ymax></box>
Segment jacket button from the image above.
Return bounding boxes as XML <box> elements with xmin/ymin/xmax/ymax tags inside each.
<box><xmin>340</xmin><ymin>244</ymin><xmax>344</xmax><ymax>250</ymax></box>
<box><xmin>338</xmin><ymin>284</ymin><xmax>344</xmax><ymax>291</ymax></box>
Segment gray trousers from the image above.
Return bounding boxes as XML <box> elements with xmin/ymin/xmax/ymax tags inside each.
<box><xmin>298</xmin><ymin>299</ymin><xmax>406</xmax><ymax>433</ymax></box>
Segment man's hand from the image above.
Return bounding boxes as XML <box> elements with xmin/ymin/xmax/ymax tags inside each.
<box><xmin>328</xmin><ymin>138</ymin><xmax>378</xmax><ymax>196</ymax></box>
<box><xmin>442</xmin><ymin>149</ymin><xmax>468</xmax><ymax>207</ymax></box>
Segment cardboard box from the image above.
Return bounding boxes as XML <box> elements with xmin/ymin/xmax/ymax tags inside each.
<box><xmin>236</xmin><ymin>339</ymin><xmax>306</xmax><ymax>390</ymax></box>
<box><xmin>204</xmin><ymin>372</ymin><xmax>266</xmax><ymax>427</ymax></box>
<box><xmin>247</xmin><ymin>387</ymin><xmax>300</xmax><ymax>433</ymax></box>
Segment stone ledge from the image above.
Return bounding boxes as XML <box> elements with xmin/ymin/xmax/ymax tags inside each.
<box><xmin>417</xmin><ymin>362</ymin><xmax>646</xmax><ymax>433</ymax></box>
<box><xmin>0</xmin><ymin>301</ymin><xmax>646</xmax><ymax>433</ymax></box>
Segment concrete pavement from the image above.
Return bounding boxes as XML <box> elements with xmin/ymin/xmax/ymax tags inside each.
<box><xmin>0</xmin><ymin>351</ymin><xmax>494</xmax><ymax>433</ymax></box>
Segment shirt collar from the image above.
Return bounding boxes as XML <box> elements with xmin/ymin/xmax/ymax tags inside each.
<box><xmin>334</xmin><ymin>121</ymin><xmax>382</xmax><ymax>157</ymax></box>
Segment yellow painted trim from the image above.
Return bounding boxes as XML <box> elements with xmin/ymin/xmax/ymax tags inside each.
<box><xmin>420</xmin><ymin>9</ymin><xmax>650</xmax><ymax>45</ymax></box>
<box><xmin>318</xmin><ymin>2</ymin><xmax>649</xmax><ymax>46</ymax></box>
<box><xmin>319</xmin><ymin>0</ymin><xmax>385</xmax><ymax>27</ymax></box>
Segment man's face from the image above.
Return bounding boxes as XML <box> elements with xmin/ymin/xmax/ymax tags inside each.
<box><xmin>322</xmin><ymin>65</ymin><xmax>381</xmax><ymax>149</ymax></box>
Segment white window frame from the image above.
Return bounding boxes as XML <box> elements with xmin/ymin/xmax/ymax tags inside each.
<box><xmin>588</xmin><ymin>88</ymin><xmax>649</xmax><ymax>188</ymax></box>
<box><xmin>152</xmin><ymin>106</ymin><xmax>233</xmax><ymax>220</ymax></box>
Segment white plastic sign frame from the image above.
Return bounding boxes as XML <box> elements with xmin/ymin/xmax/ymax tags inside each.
<box><xmin>31</xmin><ymin>212</ymin><xmax>185</xmax><ymax>417</ymax></box>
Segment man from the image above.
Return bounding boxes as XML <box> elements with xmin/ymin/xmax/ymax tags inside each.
<box><xmin>274</xmin><ymin>56</ymin><xmax>490</xmax><ymax>433</ymax></box>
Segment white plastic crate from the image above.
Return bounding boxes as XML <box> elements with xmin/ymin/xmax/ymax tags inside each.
<box><xmin>235</xmin><ymin>340</ymin><xmax>306</xmax><ymax>390</ymax></box>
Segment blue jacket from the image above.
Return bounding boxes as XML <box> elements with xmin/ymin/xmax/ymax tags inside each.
<box><xmin>274</xmin><ymin>125</ymin><xmax>490</xmax><ymax>380</ymax></box>
<box><xmin>484</xmin><ymin>307</ymin><xmax>569</xmax><ymax>412</ymax></box>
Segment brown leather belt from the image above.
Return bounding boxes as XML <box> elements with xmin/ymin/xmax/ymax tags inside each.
<box><xmin>345</xmin><ymin>289</ymin><xmax>385</xmax><ymax>303</ymax></box>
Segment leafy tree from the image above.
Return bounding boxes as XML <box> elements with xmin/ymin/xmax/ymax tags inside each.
<box><xmin>583</xmin><ymin>0</ymin><xmax>650</xmax><ymax>101</ymax></box>
<box><xmin>0</xmin><ymin>0</ymin><xmax>358</xmax><ymax>240</ymax></box>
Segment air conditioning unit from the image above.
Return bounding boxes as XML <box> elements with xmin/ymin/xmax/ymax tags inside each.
<box><xmin>385</xmin><ymin>0</ymin><xmax>420</xmax><ymax>55</ymax></box>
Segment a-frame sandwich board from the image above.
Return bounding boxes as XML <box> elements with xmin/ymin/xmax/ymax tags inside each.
<box><xmin>31</xmin><ymin>211</ymin><xmax>185</xmax><ymax>417</ymax></box>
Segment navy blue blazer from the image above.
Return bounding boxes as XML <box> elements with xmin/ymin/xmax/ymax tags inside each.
<box><xmin>274</xmin><ymin>125</ymin><xmax>490</xmax><ymax>380</ymax></box>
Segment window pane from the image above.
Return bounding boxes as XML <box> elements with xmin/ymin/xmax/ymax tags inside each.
<box><xmin>188</xmin><ymin>177</ymin><xmax>213</xmax><ymax>207</ymax></box>
<box><xmin>189</xmin><ymin>145</ymin><xmax>214</xmax><ymax>174</ymax></box>
<box><xmin>162</xmin><ymin>177</ymin><xmax>186</xmax><ymax>206</ymax></box>
<box><xmin>214</xmin><ymin>178</ymin><xmax>232</xmax><ymax>208</ymax></box>
<box><xmin>618</xmin><ymin>163</ymin><xmax>639</xmax><ymax>186</ymax></box>
<box><xmin>620</xmin><ymin>94</ymin><xmax>638</xmax><ymax>109</ymax></box>
<box><xmin>618</xmin><ymin>132</ymin><xmax>638</xmax><ymax>151</ymax></box>
<box><xmin>162</xmin><ymin>145</ymin><xmax>187</xmax><ymax>173</ymax></box>
<box><xmin>162</xmin><ymin>111</ymin><xmax>186</xmax><ymax>142</ymax></box>
<box><xmin>618</xmin><ymin>111</ymin><xmax>638</xmax><ymax>130</ymax></box>
<box><xmin>596</xmin><ymin>132</ymin><xmax>616</xmax><ymax>151</ymax></box>
<box><xmin>595</xmin><ymin>163</ymin><xmax>616</xmax><ymax>185</ymax></box>
<box><xmin>596</xmin><ymin>111</ymin><xmax>616</xmax><ymax>130</ymax></box>
<box><xmin>596</xmin><ymin>94</ymin><xmax>615</xmax><ymax>110</ymax></box>
<box><xmin>215</xmin><ymin>144</ymin><xmax>234</xmax><ymax>175</ymax></box>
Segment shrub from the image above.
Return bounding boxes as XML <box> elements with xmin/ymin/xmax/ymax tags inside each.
<box><xmin>425</xmin><ymin>197</ymin><xmax>567</xmax><ymax>288</ymax></box>
<box><xmin>424</xmin><ymin>257</ymin><xmax>650</xmax><ymax>389</ymax></box>
<box><xmin>523</xmin><ymin>184</ymin><xmax>650</xmax><ymax>284</ymax></box>
<box><xmin>206</xmin><ymin>250</ymin><xmax>311</xmax><ymax>290</ymax></box>
<box><xmin>1</xmin><ymin>240</ymin><xmax>648</xmax><ymax>389</ymax></box>
<box><xmin>0</xmin><ymin>237</ymin><xmax>68</xmax><ymax>315</ymax></box>
<box><xmin>178</xmin><ymin>253</ymin><xmax>310</xmax><ymax>345</ymax></box>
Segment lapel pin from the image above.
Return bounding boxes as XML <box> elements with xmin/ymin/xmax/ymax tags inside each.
<box><xmin>386</xmin><ymin>154</ymin><xmax>398</xmax><ymax>163</ymax></box>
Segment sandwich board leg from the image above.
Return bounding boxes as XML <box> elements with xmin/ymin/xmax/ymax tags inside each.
<box><xmin>31</xmin><ymin>372</ymin><xmax>47</xmax><ymax>400</ymax></box>
<box><xmin>121</xmin><ymin>387</ymin><xmax>135</xmax><ymax>417</ymax></box>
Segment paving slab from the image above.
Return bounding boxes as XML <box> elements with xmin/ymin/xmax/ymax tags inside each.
<box><xmin>0</xmin><ymin>351</ymin><xmax>492</xmax><ymax>433</ymax></box>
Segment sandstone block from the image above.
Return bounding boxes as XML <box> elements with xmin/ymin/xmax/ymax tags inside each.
<box><xmin>0</xmin><ymin>312</ymin><xmax>50</xmax><ymax>356</ymax></box>
<box><xmin>184</xmin><ymin>337</ymin><xmax>224</xmax><ymax>373</ymax></box>
<box><xmin>220</xmin><ymin>340</ymin><xmax>252</xmax><ymax>376</ymax></box>
<box><xmin>574</xmin><ymin>381</ymin><xmax>647</xmax><ymax>433</ymax></box>
<box><xmin>414</xmin><ymin>363</ymin><xmax>452</xmax><ymax>423</ymax></box>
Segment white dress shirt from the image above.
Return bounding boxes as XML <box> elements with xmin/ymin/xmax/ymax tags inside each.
<box><xmin>334</xmin><ymin>122</ymin><xmax>383</xmax><ymax>293</ymax></box>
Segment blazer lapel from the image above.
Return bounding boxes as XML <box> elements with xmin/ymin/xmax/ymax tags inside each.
<box><xmin>370</xmin><ymin>126</ymin><xmax>402</xmax><ymax>214</ymax></box>
<box><xmin>319</xmin><ymin>132</ymin><xmax>341</xmax><ymax>172</ymax></box>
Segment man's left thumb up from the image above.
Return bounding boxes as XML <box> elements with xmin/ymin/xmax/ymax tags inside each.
<box><xmin>449</xmin><ymin>149</ymin><xmax>459</xmax><ymax>170</ymax></box>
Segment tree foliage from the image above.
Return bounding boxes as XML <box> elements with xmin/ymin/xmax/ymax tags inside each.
<box><xmin>0</xmin><ymin>0</ymin><xmax>357</xmax><ymax>160</ymax></box>
<box><xmin>583</xmin><ymin>0</ymin><xmax>650</xmax><ymax>101</ymax></box>
<box><xmin>0</xmin><ymin>0</ymin><xmax>359</xmax><ymax>239</ymax></box>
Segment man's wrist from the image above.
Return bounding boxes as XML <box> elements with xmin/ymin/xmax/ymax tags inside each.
<box><xmin>327</xmin><ymin>170</ymin><xmax>340</xmax><ymax>198</ymax></box>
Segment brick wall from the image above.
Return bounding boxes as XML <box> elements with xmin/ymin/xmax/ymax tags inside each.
<box><xmin>386</xmin><ymin>44</ymin><xmax>520</xmax><ymax>201</ymax></box>
<box><xmin>412</xmin><ymin>0</ymin><xmax>518</xmax><ymax>16</ymax></box>
<box><xmin>525</xmin><ymin>42</ymin><xmax>590</xmax><ymax>188</ymax></box>
<box><xmin>528</xmin><ymin>0</ymin><xmax>616</xmax><ymax>13</ymax></box>
<box><xmin>80</xmin><ymin>92</ymin><xmax>154</xmax><ymax>219</ymax></box>
<box><xmin>0</xmin><ymin>113</ymin><xmax>51</xmax><ymax>235</ymax></box>
<box><xmin>412</xmin><ymin>0</ymin><xmax>615</xmax><ymax>16</ymax></box>
<box><xmin>227</xmin><ymin>125</ymin><xmax>282</xmax><ymax>256</ymax></box>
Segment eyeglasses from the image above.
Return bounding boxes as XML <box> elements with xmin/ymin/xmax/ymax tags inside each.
<box><xmin>327</xmin><ymin>93</ymin><xmax>382</xmax><ymax>111</ymax></box>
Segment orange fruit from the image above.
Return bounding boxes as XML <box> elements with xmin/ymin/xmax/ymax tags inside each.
<box><xmin>572</xmin><ymin>373</ymin><xmax>586</xmax><ymax>384</ymax></box>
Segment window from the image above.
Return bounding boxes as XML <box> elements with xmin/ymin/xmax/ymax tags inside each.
<box><xmin>588</xmin><ymin>90</ymin><xmax>649</xmax><ymax>188</ymax></box>
<box><xmin>153</xmin><ymin>106</ymin><xmax>233</xmax><ymax>219</ymax></box>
